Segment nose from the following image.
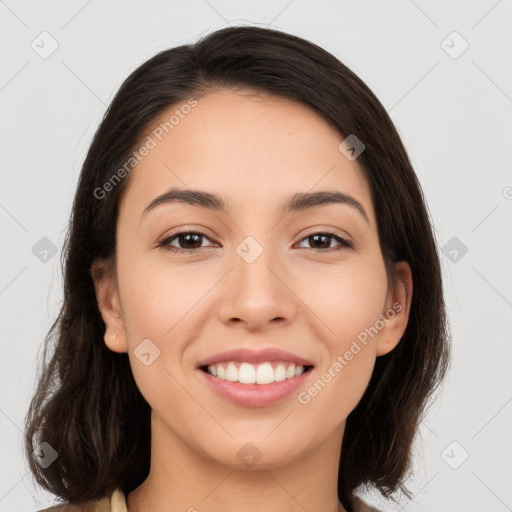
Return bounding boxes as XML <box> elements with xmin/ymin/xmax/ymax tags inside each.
<box><xmin>217</xmin><ymin>245</ymin><xmax>297</xmax><ymax>331</ymax></box>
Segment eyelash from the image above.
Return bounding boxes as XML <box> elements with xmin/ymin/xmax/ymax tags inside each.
<box><xmin>156</xmin><ymin>229</ymin><xmax>353</xmax><ymax>254</ymax></box>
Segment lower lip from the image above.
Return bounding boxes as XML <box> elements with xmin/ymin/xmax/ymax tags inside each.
<box><xmin>197</xmin><ymin>368</ymin><xmax>313</xmax><ymax>407</ymax></box>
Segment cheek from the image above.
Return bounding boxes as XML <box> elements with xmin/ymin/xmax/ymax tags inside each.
<box><xmin>295</xmin><ymin>342</ymin><xmax>375</xmax><ymax>443</ymax></box>
<box><xmin>294</xmin><ymin>253</ymin><xmax>388</xmax><ymax>346</ymax></box>
<box><xmin>116</xmin><ymin>249</ymin><xmax>219</xmax><ymax>402</ymax></box>
<box><xmin>116</xmin><ymin>245</ymin><xmax>214</xmax><ymax>339</ymax></box>
<box><xmin>292</xmin><ymin>254</ymin><xmax>386</xmax><ymax>409</ymax></box>
<box><xmin>293</xmin><ymin>263</ymin><xmax>385</xmax><ymax>424</ymax></box>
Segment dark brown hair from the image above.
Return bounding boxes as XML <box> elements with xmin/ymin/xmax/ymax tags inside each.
<box><xmin>24</xmin><ymin>25</ymin><xmax>450</xmax><ymax>511</ymax></box>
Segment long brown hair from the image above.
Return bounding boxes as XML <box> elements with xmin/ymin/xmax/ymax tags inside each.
<box><xmin>24</xmin><ymin>25</ymin><xmax>450</xmax><ymax>511</ymax></box>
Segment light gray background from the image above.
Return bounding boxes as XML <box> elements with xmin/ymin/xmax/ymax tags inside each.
<box><xmin>1</xmin><ymin>1</ymin><xmax>511</xmax><ymax>511</ymax></box>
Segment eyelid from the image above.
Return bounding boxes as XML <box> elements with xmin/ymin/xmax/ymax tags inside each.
<box><xmin>156</xmin><ymin>225</ymin><xmax>354</xmax><ymax>254</ymax></box>
<box><xmin>155</xmin><ymin>226</ymin><xmax>216</xmax><ymax>249</ymax></box>
<box><xmin>294</xmin><ymin>229</ymin><xmax>353</xmax><ymax>251</ymax></box>
<box><xmin>158</xmin><ymin>224</ymin><xmax>352</xmax><ymax>242</ymax></box>
<box><xmin>298</xmin><ymin>226</ymin><xmax>352</xmax><ymax>242</ymax></box>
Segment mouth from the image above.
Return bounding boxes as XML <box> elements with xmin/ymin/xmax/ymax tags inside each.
<box><xmin>198</xmin><ymin>361</ymin><xmax>314</xmax><ymax>385</ymax></box>
<box><xmin>196</xmin><ymin>348</ymin><xmax>315</xmax><ymax>407</ymax></box>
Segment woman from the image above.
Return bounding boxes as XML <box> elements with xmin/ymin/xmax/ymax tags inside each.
<box><xmin>25</xmin><ymin>25</ymin><xmax>450</xmax><ymax>512</ymax></box>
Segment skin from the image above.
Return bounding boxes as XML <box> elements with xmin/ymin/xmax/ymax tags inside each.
<box><xmin>92</xmin><ymin>87</ymin><xmax>413</xmax><ymax>512</ymax></box>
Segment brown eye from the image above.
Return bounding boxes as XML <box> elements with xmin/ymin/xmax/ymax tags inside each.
<box><xmin>297</xmin><ymin>232</ymin><xmax>353</xmax><ymax>251</ymax></box>
<box><xmin>157</xmin><ymin>230</ymin><xmax>353</xmax><ymax>255</ymax></box>
<box><xmin>158</xmin><ymin>230</ymin><xmax>215</xmax><ymax>253</ymax></box>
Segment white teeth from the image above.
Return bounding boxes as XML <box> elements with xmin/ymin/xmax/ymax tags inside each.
<box><xmin>274</xmin><ymin>364</ymin><xmax>286</xmax><ymax>381</ymax></box>
<box><xmin>256</xmin><ymin>362</ymin><xmax>274</xmax><ymax>384</ymax></box>
<box><xmin>239</xmin><ymin>362</ymin><xmax>256</xmax><ymax>384</ymax></box>
<box><xmin>205</xmin><ymin>361</ymin><xmax>308</xmax><ymax>384</ymax></box>
<box><xmin>225</xmin><ymin>362</ymin><xmax>238</xmax><ymax>382</ymax></box>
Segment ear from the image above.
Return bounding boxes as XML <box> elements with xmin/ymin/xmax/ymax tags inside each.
<box><xmin>376</xmin><ymin>261</ymin><xmax>413</xmax><ymax>357</ymax></box>
<box><xmin>90</xmin><ymin>258</ymin><xmax>129</xmax><ymax>353</ymax></box>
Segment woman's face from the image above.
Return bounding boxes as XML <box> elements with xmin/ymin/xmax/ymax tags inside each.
<box><xmin>93</xmin><ymin>87</ymin><xmax>411</xmax><ymax>470</ymax></box>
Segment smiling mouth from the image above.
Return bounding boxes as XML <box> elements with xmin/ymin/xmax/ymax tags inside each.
<box><xmin>199</xmin><ymin>361</ymin><xmax>314</xmax><ymax>385</ymax></box>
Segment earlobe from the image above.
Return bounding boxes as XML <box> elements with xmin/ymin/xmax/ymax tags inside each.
<box><xmin>90</xmin><ymin>258</ymin><xmax>129</xmax><ymax>353</ymax></box>
<box><xmin>376</xmin><ymin>261</ymin><xmax>413</xmax><ymax>357</ymax></box>
<box><xmin>105</xmin><ymin>331</ymin><xmax>127</xmax><ymax>353</ymax></box>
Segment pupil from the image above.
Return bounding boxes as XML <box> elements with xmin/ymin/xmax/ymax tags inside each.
<box><xmin>311</xmin><ymin>234</ymin><xmax>329</xmax><ymax>249</ymax></box>
<box><xmin>182</xmin><ymin>233</ymin><xmax>201</xmax><ymax>248</ymax></box>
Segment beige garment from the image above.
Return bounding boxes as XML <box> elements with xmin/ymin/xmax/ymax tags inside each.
<box><xmin>36</xmin><ymin>488</ymin><xmax>380</xmax><ymax>512</ymax></box>
<box><xmin>36</xmin><ymin>489</ymin><xmax>127</xmax><ymax>512</ymax></box>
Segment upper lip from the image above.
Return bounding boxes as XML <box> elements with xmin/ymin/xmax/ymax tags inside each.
<box><xmin>197</xmin><ymin>348</ymin><xmax>314</xmax><ymax>368</ymax></box>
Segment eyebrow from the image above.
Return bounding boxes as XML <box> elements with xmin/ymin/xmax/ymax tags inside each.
<box><xmin>141</xmin><ymin>187</ymin><xmax>369</xmax><ymax>224</ymax></box>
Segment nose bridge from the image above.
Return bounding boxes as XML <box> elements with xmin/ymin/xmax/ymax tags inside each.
<box><xmin>218</xmin><ymin>234</ymin><xmax>295</xmax><ymax>328</ymax></box>
<box><xmin>235</xmin><ymin>234</ymin><xmax>284</xmax><ymax>301</ymax></box>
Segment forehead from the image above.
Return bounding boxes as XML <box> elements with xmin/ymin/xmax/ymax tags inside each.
<box><xmin>119</xmin><ymin>88</ymin><xmax>374</xmax><ymax>222</ymax></box>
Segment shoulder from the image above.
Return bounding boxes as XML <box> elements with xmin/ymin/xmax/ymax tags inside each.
<box><xmin>35</xmin><ymin>497</ymin><xmax>108</xmax><ymax>512</ymax></box>
<box><xmin>35</xmin><ymin>488</ymin><xmax>126</xmax><ymax>512</ymax></box>
<box><xmin>36</xmin><ymin>504</ymin><xmax>88</xmax><ymax>512</ymax></box>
